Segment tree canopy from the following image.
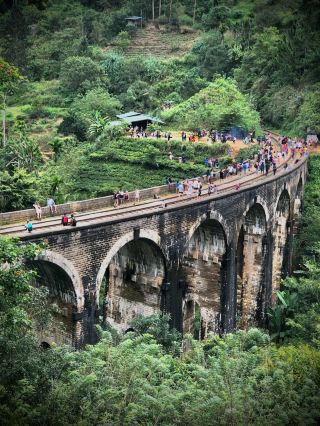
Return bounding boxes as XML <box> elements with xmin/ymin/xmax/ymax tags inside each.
<box><xmin>162</xmin><ymin>77</ymin><xmax>261</xmax><ymax>132</ymax></box>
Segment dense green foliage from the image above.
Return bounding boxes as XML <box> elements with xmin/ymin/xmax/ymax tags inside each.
<box><xmin>162</xmin><ymin>77</ymin><xmax>260</xmax><ymax>131</ymax></box>
<box><xmin>0</xmin><ymin>2</ymin><xmax>320</xmax><ymax>423</ymax></box>
<box><xmin>267</xmin><ymin>155</ymin><xmax>320</xmax><ymax>347</ymax></box>
<box><xmin>46</xmin><ymin>137</ymin><xmax>229</xmax><ymax>201</ymax></box>
<box><xmin>0</xmin><ymin>233</ymin><xmax>320</xmax><ymax>424</ymax></box>
<box><xmin>0</xmin><ymin>158</ymin><xmax>319</xmax><ymax>424</ymax></box>
<box><xmin>1</xmin><ymin>0</ymin><xmax>319</xmax><ymax>211</ymax></box>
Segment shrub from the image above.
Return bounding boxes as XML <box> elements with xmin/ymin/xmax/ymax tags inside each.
<box><xmin>179</xmin><ymin>14</ymin><xmax>193</xmax><ymax>27</ymax></box>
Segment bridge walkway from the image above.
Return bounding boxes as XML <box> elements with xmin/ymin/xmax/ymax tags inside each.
<box><xmin>0</xmin><ymin>152</ymin><xmax>297</xmax><ymax>238</ymax></box>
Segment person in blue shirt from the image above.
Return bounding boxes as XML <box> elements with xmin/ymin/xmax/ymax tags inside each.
<box><xmin>24</xmin><ymin>220</ymin><xmax>33</xmax><ymax>232</ymax></box>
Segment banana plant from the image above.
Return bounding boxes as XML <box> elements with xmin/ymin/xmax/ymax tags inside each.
<box><xmin>267</xmin><ymin>290</ymin><xmax>298</xmax><ymax>342</ymax></box>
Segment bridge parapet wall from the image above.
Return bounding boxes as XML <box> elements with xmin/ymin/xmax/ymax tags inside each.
<box><xmin>0</xmin><ymin>183</ymin><xmax>177</xmax><ymax>226</ymax></box>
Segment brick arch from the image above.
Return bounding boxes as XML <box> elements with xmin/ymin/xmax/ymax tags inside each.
<box><xmin>187</xmin><ymin>210</ymin><xmax>231</xmax><ymax>247</ymax></box>
<box><xmin>295</xmin><ymin>175</ymin><xmax>304</xmax><ymax>199</ymax></box>
<box><xmin>236</xmin><ymin>200</ymin><xmax>269</xmax><ymax>328</ymax></box>
<box><xmin>239</xmin><ymin>196</ymin><xmax>270</xmax><ymax>233</ymax></box>
<box><xmin>272</xmin><ymin>188</ymin><xmax>292</xmax><ymax>293</ymax></box>
<box><xmin>95</xmin><ymin>229</ymin><xmax>166</xmax><ymax>304</ymax></box>
<box><xmin>275</xmin><ymin>188</ymin><xmax>291</xmax><ymax>219</ymax></box>
<box><xmin>181</xmin><ymin>212</ymin><xmax>229</xmax><ymax>337</ymax></box>
<box><xmin>36</xmin><ymin>249</ymin><xmax>84</xmax><ymax>310</ymax></box>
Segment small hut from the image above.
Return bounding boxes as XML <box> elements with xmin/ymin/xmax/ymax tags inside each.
<box><xmin>116</xmin><ymin>111</ymin><xmax>164</xmax><ymax>129</ymax></box>
<box><xmin>125</xmin><ymin>16</ymin><xmax>142</xmax><ymax>27</ymax></box>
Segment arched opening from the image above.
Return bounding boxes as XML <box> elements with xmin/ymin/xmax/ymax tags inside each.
<box><xmin>272</xmin><ymin>190</ymin><xmax>291</xmax><ymax>294</ymax></box>
<box><xmin>236</xmin><ymin>226</ymin><xmax>244</xmax><ymax>324</ymax></box>
<box><xmin>30</xmin><ymin>260</ymin><xmax>78</xmax><ymax>346</ymax></box>
<box><xmin>98</xmin><ymin>238</ymin><xmax>166</xmax><ymax>331</ymax></box>
<box><xmin>181</xmin><ymin>219</ymin><xmax>227</xmax><ymax>338</ymax></box>
<box><xmin>293</xmin><ymin>177</ymin><xmax>303</xmax><ymax>231</ymax></box>
<box><xmin>237</xmin><ymin>203</ymin><xmax>267</xmax><ymax>328</ymax></box>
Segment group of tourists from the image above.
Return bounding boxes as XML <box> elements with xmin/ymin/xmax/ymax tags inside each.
<box><xmin>25</xmin><ymin>198</ymin><xmax>77</xmax><ymax>232</ymax></box>
<box><xmin>113</xmin><ymin>188</ymin><xmax>140</xmax><ymax>207</ymax></box>
<box><xmin>128</xmin><ymin>126</ymin><xmax>173</xmax><ymax>141</ymax></box>
<box><xmin>128</xmin><ymin>126</ymin><xmax>258</xmax><ymax>145</ymax></box>
<box><xmin>174</xmin><ymin>178</ymin><xmax>219</xmax><ymax>198</ymax></box>
<box><xmin>25</xmin><ymin>212</ymin><xmax>77</xmax><ymax>233</ymax></box>
<box><xmin>32</xmin><ymin>198</ymin><xmax>57</xmax><ymax>221</ymax></box>
<box><xmin>181</xmin><ymin>130</ymin><xmax>240</xmax><ymax>144</ymax></box>
<box><xmin>24</xmin><ymin>131</ymin><xmax>312</xmax><ymax>231</ymax></box>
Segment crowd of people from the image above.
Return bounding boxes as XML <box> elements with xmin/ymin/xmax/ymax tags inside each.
<box><xmin>24</xmin><ymin>133</ymin><xmax>311</xmax><ymax>232</ymax></box>
<box><xmin>112</xmin><ymin>189</ymin><xmax>140</xmax><ymax>207</ymax></box>
<box><xmin>128</xmin><ymin>126</ymin><xmax>248</xmax><ymax>144</ymax></box>
<box><xmin>25</xmin><ymin>198</ymin><xmax>77</xmax><ymax>232</ymax></box>
<box><xmin>165</xmin><ymin>133</ymin><xmax>310</xmax><ymax>198</ymax></box>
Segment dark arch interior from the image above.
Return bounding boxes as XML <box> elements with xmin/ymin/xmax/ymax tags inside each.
<box><xmin>236</xmin><ymin>226</ymin><xmax>244</xmax><ymax>318</ymax></box>
<box><xmin>274</xmin><ymin>190</ymin><xmax>292</xmax><ymax>281</ymax></box>
<box><xmin>237</xmin><ymin>203</ymin><xmax>268</xmax><ymax>328</ymax></box>
<box><xmin>40</xmin><ymin>341</ymin><xmax>51</xmax><ymax>350</ymax></box>
<box><xmin>296</xmin><ymin>177</ymin><xmax>303</xmax><ymax>199</ymax></box>
<box><xmin>244</xmin><ymin>203</ymin><xmax>267</xmax><ymax>234</ymax></box>
<box><xmin>182</xmin><ymin>218</ymin><xmax>227</xmax><ymax>337</ymax></box>
<box><xmin>29</xmin><ymin>260</ymin><xmax>77</xmax><ymax>346</ymax></box>
<box><xmin>99</xmin><ymin>238</ymin><xmax>166</xmax><ymax>330</ymax></box>
<box><xmin>190</xmin><ymin>219</ymin><xmax>227</xmax><ymax>253</ymax></box>
<box><xmin>276</xmin><ymin>190</ymin><xmax>290</xmax><ymax>217</ymax></box>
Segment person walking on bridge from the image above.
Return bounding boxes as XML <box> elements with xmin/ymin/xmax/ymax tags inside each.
<box><xmin>273</xmin><ymin>162</ymin><xmax>277</xmax><ymax>175</ymax></box>
<box><xmin>265</xmin><ymin>160</ymin><xmax>270</xmax><ymax>176</ymax></box>
<box><xmin>134</xmin><ymin>189</ymin><xmax>140</xmax><ymax>205</ymax></box>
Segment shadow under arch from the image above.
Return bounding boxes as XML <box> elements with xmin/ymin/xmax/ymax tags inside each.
<box><xmin>274</xmin><ymin>188</ymin><xmax>291</xmax><ymax>219</ymax></box>
<box><xmin>272</xmin><ymin>189</ymin><xmax>292</xmax><ymax>291</ymax></box>
<box><xmin>294</xmin><ymin>175</ymin><xmax>304</xmax><ymax>215</ymax></box>
<box><xmin>236</xmin><ymin>201</ymin><xmax>269</xmax><ymax>329</ymax></box>
<box><xmin>181</xmin><ymin>215</ymin><xmax>229</xmax><ymax>338</ymax></box>
<box><xmin>95</xmin><ymin>229</ymin><xmax>167</xmax><ymax>331</ymax></box>
<box><xmin>96</xmin><ymin>229</ymin><xmax>166</xmax><ymax>301</ymax></box>
<box><xmin>186</xmin><ymin>209</ymin><xmax>231</xmax><ymax>248</ymax></box>
<box><xmin>31</xmin><ymin>250</ymin><xmax>84</xmax><ymax>346</ymax></box>
<box><xmin>36</xmin><ymin>250</ymin><xmax>84</xmax><ymax>310</ymax></box>
<box><xmin>239</xmin><ymin>196</ymin><xmax>270</xmax><ymax>231</ymax></box>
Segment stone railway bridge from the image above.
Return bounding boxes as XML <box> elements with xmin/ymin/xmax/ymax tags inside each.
<box><xmin>2</xmin><ymin>158</ymin><xmax>308</xmax><ymax>347</ymax></box>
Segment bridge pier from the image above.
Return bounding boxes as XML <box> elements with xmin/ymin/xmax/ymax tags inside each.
<box><xmin>220</xmin><ymin>243</ymin><xmax>237</xmax><ymax>333</ymax></box>
<box><xmin>166</xmin><ymin>263</ymin><xmax>183</xmax><ymax>332</ymax></box>
<box><xmin>261</xmin><ymin>230</ymin><xmax>273</xmax><ymax>324</ymax></box>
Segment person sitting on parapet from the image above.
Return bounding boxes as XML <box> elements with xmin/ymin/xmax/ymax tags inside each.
<box><xmin>47</xmin><ymin>197</ymin><xmax>57</xmax><ymax>215</ymax></box>
<box><xmin>61</xmin><ymin>213</ymin><xmax>68</xmax><ymax>226</ymax></box>
<box><xmin>33</xmin><ymin>201</ymin><xmax>42</xmax><ymax>220</ymax></box>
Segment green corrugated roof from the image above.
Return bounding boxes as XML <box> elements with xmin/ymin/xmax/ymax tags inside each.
<box><xmin>124</xmin><ymin>114</ymin><xmax>164</xmax><ymax>124</ymax></box>
<box><xmin>117</xmin><ymin>111</ymin><xmax>141</xmax><ymax>119</ymax></box>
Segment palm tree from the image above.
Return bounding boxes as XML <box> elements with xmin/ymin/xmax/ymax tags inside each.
<box><xmin>87</xmin><ymin>111</ymin><xmax>109</xmax><ymax>140</ymax></box>
<box><xmin>49</xmin><ymin>138</ymin><xmax>64</xmax><ymax>163</ymax></box>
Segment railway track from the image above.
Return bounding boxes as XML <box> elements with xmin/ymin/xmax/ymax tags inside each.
<box><xmin>0</xmin><ymin>133</ymin><xmax>299</xmax><ymax>237</ymax></box>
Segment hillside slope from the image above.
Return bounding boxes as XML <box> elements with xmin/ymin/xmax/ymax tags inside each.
<box><xmin>106</xmin><ymin>24</ymin><xmax>202</xmax><ymax>59</ymax></box>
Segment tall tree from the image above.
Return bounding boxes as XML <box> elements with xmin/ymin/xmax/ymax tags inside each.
<box><xmin>0</xmin><ymin>59</ymin><xmax>21</xmax><ymax>147</ymax></box>
<box><xmin>193</xmin><ymin>0</ymin><xmax>197</xmax><ymax>24</ymax></box>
